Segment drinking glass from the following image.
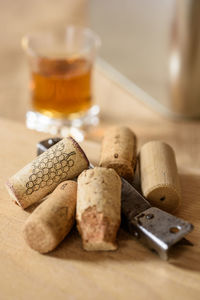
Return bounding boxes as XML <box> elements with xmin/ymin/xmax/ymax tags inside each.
<box><xmin>22</xmin><ymin>26</ymin><xmax>101</xmax><ymax>140</ymax></box>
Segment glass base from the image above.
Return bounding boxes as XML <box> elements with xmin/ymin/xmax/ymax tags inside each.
<box><xmin>26</xmin><ymin>105</ymin><xmax>100</xmax><ymax>142</ymax></box>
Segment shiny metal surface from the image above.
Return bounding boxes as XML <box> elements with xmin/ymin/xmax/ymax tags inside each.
<box><xmin>121</xmin><ymin>178</ymin><xmax>150</xmax><ymax>219</ymax></box>
<box><xmin>121</xmin><ymin>179</ymin><xmax>194</xmax><ymax>259</ymax></box>
<box><xmin>131</xmin><ymin>207</ymin><xmax>193</xmax><ymax>260</ymax></box>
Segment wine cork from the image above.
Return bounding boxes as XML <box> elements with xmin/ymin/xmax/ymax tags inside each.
<box><xmin>23</xmin><ymin>181</ymin><xmax>77</xmax><ymax>253</ymax></box>
<box><xmin>6</xmin><ymin>137</ymin><xmax>89</xmax><ymax>209</ymax></box>
<box><xmin>76</xmin><ymin>167</ymin><xmax>121</xmax><ymax>251</ymax></box>
<box><xmin>140</xmin><ymin>141</ymin><xmax>181</xmax><ymax>212</ymax></box>
<box><xmin>99</xmin><ymin>126</ymin><xmax>137</xmax><ymax>182</ymax></box>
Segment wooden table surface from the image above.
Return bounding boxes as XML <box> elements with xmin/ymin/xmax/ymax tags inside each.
<box><xmin>1</xmin><ymin>67</ymin><xmax>200</xmax><ymax>300</ymax></box>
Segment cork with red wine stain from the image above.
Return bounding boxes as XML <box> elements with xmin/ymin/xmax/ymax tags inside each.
<box><xmin>76</xmin><ymin>167</ymin><xmax>121</xmax><ymax>251</ymax></box>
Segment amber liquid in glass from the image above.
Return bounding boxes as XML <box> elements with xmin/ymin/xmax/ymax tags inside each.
<box><xmin>31</xmin><ymin>57</ymin><xmax>92</xmax><ymax>119</ymax></box>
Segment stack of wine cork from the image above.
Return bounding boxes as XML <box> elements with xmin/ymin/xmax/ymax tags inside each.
<box><xmin>5</xmin><ymin>136</ymin><xmax>124</xmax><ymax>253</ymax></box>
<box><xmin>99</xmin><ymin>127</ymin><xmax>181</xmax><ymax>213</ymax></box>
<box><xmin>6</xmin><ymin>137</ymin><xmax>90</xmax><ymax>253</ymax></box>
<box><xmin>5</xmin><ymin>126</ymin><xmax>182</xmax><ymax>254</ymax></box>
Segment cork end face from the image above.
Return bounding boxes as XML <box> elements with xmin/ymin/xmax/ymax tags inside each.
<box><xmin>78</xmin><ymin>206</ymin><xmax>119</xmax><ymax>251</ymax></box>
<box><xmin>23</xmin><ymin>220</ymin><xmax>57</xmax><ymax>253</ymax></box>
<box><xmin>5</xmin><ymin>181</ymin><xmax>23</xmax><ymax>208</ymax></box>
<box><xmin>146</xmin><ymin>186</ymin><xmax>181</xmax><ymax>213</ymax></box>
<box><xmin>68</xmin><ymin>136</ymin><xmax>90</xmax><ymax>168</ymax></box>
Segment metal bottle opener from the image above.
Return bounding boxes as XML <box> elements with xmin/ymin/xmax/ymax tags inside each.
<box><xmin>38</xmin><ymin>138</ymin><xmax>194</xmax><ymax>260</ymax></box>
<box><xmin>121</xmin><ymin>178</ymin><xmax>193</xmax><ymax>260</ymax></box>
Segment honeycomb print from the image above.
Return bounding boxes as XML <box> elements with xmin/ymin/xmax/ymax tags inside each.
<box><xmin>25</xmin><ymin>141</ymin><xmax>76</xmax><ymax>195</ymax></box>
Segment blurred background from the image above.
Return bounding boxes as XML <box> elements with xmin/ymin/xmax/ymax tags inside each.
<box><xmin>91</xmin><ymin>0</ymin><xmax>172</xmax><ymax>113</ymax></box>
<box><xmin>0</xmin><ymin>0</ymin><xmax>199</xmax><ymax>122</ymax></box>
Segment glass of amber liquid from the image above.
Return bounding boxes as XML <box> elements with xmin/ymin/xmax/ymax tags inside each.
<box><xmin>22</xmin><ymin>26</ymin><xmax>101</xmax><ymax>139</ymax></box>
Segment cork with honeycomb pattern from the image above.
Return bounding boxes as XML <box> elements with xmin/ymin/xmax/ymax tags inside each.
<box><xmin>6</xmin><ymin>137</ymin><xmax>89</xmax><ymax>209</ymax></box>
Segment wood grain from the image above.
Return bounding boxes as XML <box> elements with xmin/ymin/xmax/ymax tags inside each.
<box><xmin>0</xmin><ymin>114</ymin><xmax>200</xmax><ymax>300</ymax></box>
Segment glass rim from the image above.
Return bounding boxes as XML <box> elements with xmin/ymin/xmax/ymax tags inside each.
<box><xmin>22</xmin><ymin>25</ymin><xmax>101</xmax><ymax>58</ymax></box>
